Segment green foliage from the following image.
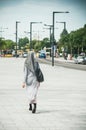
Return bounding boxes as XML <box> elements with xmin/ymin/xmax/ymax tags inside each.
<box><xmin>1</xmin><ymin>24</ymin><xmax>86</xmax><ymax>55</ymax></box>
<box><xmin>5</xmin><ymin>40</ymin><xmax>16</xmax><ymax>49</ymax></box>
<box><xmin>34</xmin><ymin>41</ymin><xmax>42</xmax><ymax>52</ymax></box>
<box><xmin>0</xmin><ymin>38</ymin><xmax>5</xmax><ymax>49</ymax></box>
<box><xmin>0</xmin><ymin>38</ymin><xmax>15</xmax><ymax>50</ymax></box>
<box><xmin>58</xmin><ymin>24</ymin><xmax>86</xmax><ymax>55</ymax></box>
<box><xmin>60</xmin><ymin>29</ymin><xmax>68</xmax><ymax>37</ymax></box>
<box><xmin>41</xmin><ymin>37</ymin><xmax>50</xmax><ymax>48</ymax></box>
<box><xmin>33</xmin><ymin>37</ymin><xmax>50</xmax><ymax>52</ymax></box>
<box><xmin>18</xmin><ymin>37</ymin><xmax>29</xmax><ymax>49</ymax></box>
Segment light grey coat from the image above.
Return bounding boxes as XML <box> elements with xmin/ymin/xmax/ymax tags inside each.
<box><xmin>24</xmin><ymin>66</ymin><xmax>37</xmax><ymax>86</ymax></box>
<box><xmin>23</xmin><ymin>52</ymin><xmax>40</xmax><ymax>104</ymax></box>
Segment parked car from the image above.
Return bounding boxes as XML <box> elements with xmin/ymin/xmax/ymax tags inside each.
<box><xmin>83</xmin><ymin>57</ymin><xmax>86</xmax><ymax>64</ymax></box>
<box><xmin>23</xmin><ymin>52</ymin><xmax>28</xmax><ymax>58</ymax></box>
<box><xmin>74</xmin><ymin>56</ymin><xmax>86</xmax><ymax>64</ymax></box>
<box><xmin>39</xmin><ymin>52</ymin><xmax>46</xmax><ymax>58</ymax></box>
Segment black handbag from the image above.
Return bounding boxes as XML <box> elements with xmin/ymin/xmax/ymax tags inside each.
<box><xmin>34</xmin><ymin>62</ymin><xmax>44</xmax><ymax>82</ymax></box>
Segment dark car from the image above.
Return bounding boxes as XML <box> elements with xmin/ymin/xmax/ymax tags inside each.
<box><xmin>39</xmin><ymin>52</ymin><xmax>46</xmax><ymax>58</ymax></box>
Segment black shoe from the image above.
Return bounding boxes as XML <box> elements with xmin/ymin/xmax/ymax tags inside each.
<box><xmin>29</xmin><ymin>104</ymin><xmax>32</xmax><ymax>111</ymax></box>
<box><xmin>32</xmin><ymin>103</ymin><xmax>36</xmax><ymax>113</ymax></box>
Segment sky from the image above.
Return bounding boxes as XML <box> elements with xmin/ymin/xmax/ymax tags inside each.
<box><xmin>0</xmin><ymin>0</ymin><xmax>86</xmax><ymax>41</ymax></box>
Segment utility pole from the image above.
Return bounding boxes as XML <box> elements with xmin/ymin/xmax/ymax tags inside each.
<box><xmin>30</xmin><ymin>22</ymin><xmax>42</xmax><ymax>51</ymax></box>
<box><xmin>52</xmin><ymin>11</ymin><xmax>69</xmax><ymax>66</ymax></box>
<box><xmin>15</xmin><ymin>21</ymin><xmax>20</xmax><ymax>57</ymax></box>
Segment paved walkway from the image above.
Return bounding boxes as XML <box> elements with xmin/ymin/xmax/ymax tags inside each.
<box><xmin>55</xmin><ymin>57</ymin><xmax>74</xmax><ymax>63</ymax></box>
<box><xmin>47</xmin><ymin>56</ymin><xmax>75</xmax><ymax>63</ymax></box>
<box><xmin>0</xmin><ymin>58</ymin><xmax>86</xmax><ymax>130</ymax></box>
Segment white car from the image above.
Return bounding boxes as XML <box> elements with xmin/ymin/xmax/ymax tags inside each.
<box><xmin>74</xmin><ymin>56</ymin><xmax>85</xmax><ymax>64</ymax></box>
<box><xmin>23</xmin><ymin>52</ymin><xmax>28</xmax><ymax>58</ymax></box>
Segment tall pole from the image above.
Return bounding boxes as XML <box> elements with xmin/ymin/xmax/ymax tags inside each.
<box><xmin>16</xmin><ymin>21</ymin><xmax>20</xmax><ymax>57</ymax></box>
<box><xmin>52</xmin><ymin>12</ymin><xmax>55</xmax><ymax>66</ymax></box>
<box><xmin>16</xmin><ymin>22</ymin><xmax>17</xmax><ymax>57</ymax></box>
<box><xmin>44</xmin><ymin>24</ymin><xmax>53</xmax><ymax>57</ymax></box>
<box><xmin>16</xmin><ymin>22</ymin><xmax>17</xmax><ymax>51</ymax></box>
<box><xmin>56</xmin><ymin>21</ymin><xmax>66</xmax><ymax>30</ymax></box>
<box><xmin>44</xmin><ymin>24</ymin><xmax>52</xmax><ymax>44</ymax></box>
<box><xmin>24</xmin><ymin>31</ymin><xmax>30</xmax><ymax>49</ymax></box>
<box><xmin>50</xmin><ymin>26</ymin><xmax>52</xmax><ymax>46</ymax></box>
<box><xmin>30</xmin><ymin>22</ymin><xmax>32</xmax><ymax>51</ymax></box>
<box><xmin>52</xmin><ymin>11</ymin><xmax>69</xmax><ymax>66</ymax></box>
<box><xmin>30</xmin><ymin>22</ymin><xmax>42</xmax><ymax>51</ymax></box>
<box><xmin>64</xmin><ymin>22</ymin><xmax>66</xmax><ymax>30</ymax></box>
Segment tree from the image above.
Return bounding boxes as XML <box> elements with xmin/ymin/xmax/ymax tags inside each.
<box><xmin>0</xmin><ymin>37</ymin><xmax>16</xmax><ymax>50</ymax></box>
<box><xmin>60</xmin><ymin>29</ymin><xmax>68</xmax><ymax>37</ymax></box>
<box><xmin>18</xmin><ymin>37</ymin><xmax>29</xmax><ymax>49</ymax></box>
<box><xmin>33</xmin><ymin>37</ymin><xmax>50</xmax><ymax>52</ymax></box>
<box><xmin>41</xmin><ymin>37</ymin><xmax>50</xmax><ymax>48</ymax></box>
<box><xmin>5</xmin><ymin>40</ymin><xmax>15</xmax><ymax>50</ymax></box>
<box><xmin>58</xmin><ymin>24</ymin><xmax>86</xmax><ymax>55</ymax></box>
<box><xmin>59</xmin><ymin>33</ymin><xmax>69</xmax><ymax>53</ymax></box>
<box><xmin>58</xmin><ymin>28</ymin><xmax>69</xmax><ymax>54</ymax></box>
<box><xmin>34</xmin><ymin>40</ymin><xmax>42</xmax><ymax>52</ymax></box>
<box><xmin>0</xmin><ymin>38</ymin><xmax>5</xmax><ymax>49</ymax></box>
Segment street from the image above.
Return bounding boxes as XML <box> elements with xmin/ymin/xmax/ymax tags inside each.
<box><xmin>0</xmin><ymin>57</ymin><xmax>86</xmax><ymax>130</ymax></box>
<box><xmin>37</xmin><ymin>57</ymin><xmax>86</xmax><ymax>71</ymax></box>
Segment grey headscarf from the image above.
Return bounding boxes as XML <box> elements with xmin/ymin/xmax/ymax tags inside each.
<box><xmin>24</xmin><ymin>52</ymin><xmax>35</xmax><ymax>73</ymax></box>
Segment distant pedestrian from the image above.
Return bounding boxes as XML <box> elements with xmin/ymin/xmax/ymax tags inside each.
<box><xmin>22</xmin><ymin>52</ymin><xmax>40</xmax><ymax>113</ymax></box>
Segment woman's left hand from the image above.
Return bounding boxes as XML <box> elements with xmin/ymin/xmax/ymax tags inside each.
<box><xmin>22</xmin><ymin>83</ymin><xmax>26</xmax><ymax>88</ymax></box>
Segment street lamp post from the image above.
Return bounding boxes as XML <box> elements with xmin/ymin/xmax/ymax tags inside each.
<box><xmin>16</xmin><ymin>21</ymin><xmax>20</xmax><ymax>57</ymax></box>
<box><xmin>44</xmin><ymin>24</ymin><xmax>53</xmax><ymax>56</ymax></box>
<box><xmin>52</xmin><ymin>11</ymin><xmax>69</xmax><ymax>66</ymax></box>
<box><xmin>24</xmin><ymin>31</ymin><xmax>30</xmax><ymax>42</ymax></box>
<box><xmin>56</xmin><ymin>21</ymin><xmax>66</xmax><ymax>30</ymax></box>
<box><xmin>44</xmin><ymin>24</ymin><xmax>53</xmax><ymax>42</ymax></box>
<box><xmin>44</xmin><ymin>24</ymin><xmax>58</xmax><ymax>58</ymax></box>
<box><xmin>30</xmin><ymin>22</ymin><xmax>42</xmax><ymax>51</ymax></box>
<box><xmin>56</xmin><ymin>21</ymin><xmax>67</xmax><ymax>57</ymax></box>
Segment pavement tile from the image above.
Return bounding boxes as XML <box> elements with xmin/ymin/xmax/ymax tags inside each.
<box><xmin>0</xmin><ymin>58</ymin><xmax>86</xmax><ymax>130</ymax></box>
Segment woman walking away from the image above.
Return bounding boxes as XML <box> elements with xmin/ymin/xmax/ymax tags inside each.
<box><xmin>22</xmin><ymin>52</ymin><xmax>40</xmax><ymax>114</ymax></box>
